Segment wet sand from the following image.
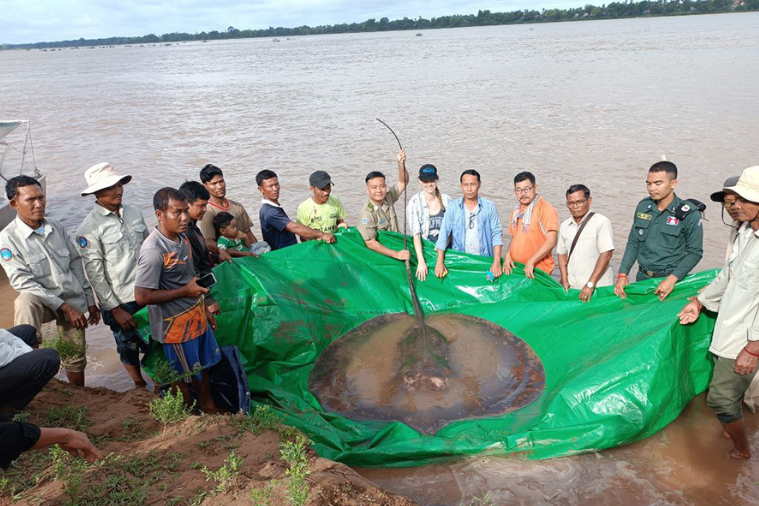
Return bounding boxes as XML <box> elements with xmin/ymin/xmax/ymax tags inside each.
<box><xmin>357</xmin><ymin>395</ymin><xmax>759</xmax><ymax>505</ymax></box>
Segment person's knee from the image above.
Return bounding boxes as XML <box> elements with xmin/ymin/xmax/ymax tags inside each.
<box><xmin>707</xmin><ymin>388</ymin><xmax>743</xmax><ymax>424</ymax></box>
<box><xmin>7</xmin><ymin>324</ymin><xmax>39</xmax><ymax>347</ymax></box>
<box><xmin>37</xmin><ymin>349</ymin><xmax>61</xmax><ymax>377</ymax></box>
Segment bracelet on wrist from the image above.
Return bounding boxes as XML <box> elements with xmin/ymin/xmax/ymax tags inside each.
<box><xmin>744</xmin><ymin>347</ymin><xmax>759</xmax><ymax>358</ymax></box>
<box><xmin>617</xmin><ymin>273</ymin><xmax>628</xmax><ymax>278</ymax></box>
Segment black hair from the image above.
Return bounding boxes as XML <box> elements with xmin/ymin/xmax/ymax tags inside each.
<box><xmin>566</xmin><ymin>184</ymin><xmax>591</xmax><ymax>199</ymax></box>
<box><xmin>199</xmin><ymin>164</ymin><xmax>224</xmax><ymax>184</ymax></box>
<box><xmin>649</xmin><ymin>161</ymin><xmax>678</xmax><ymax>179</ymax></box>
<box><xmin>256</xmin><ymin>169</ymin><xmax>278</xmax><ymax>187</ymax></box>
<box><xmin>5</xmin><ymin>175</ymin><xmax>42</xmax><ymax>200</ymax></box>
<box><xmin>460</xmin><ymin>169</ymin><xmax>481</xmax><ymax>182</ymax></box>
<box><xmin>179</xmin><ymin>180</ymin><xmax>210</xmax><ymax>204</ymax></box>
<box><xmin>213</xmin><ymin>212</ymin><xmax>235</xmax><ymax>234</ymax></box>
<box><xmin>153</xmin><ymin>187</ymin><xmax>186</xmax><ymax>211</ymax></box>
<box><xmin>365</xmin><ymin>171</ymin><xmax>385</xmax><ymax>184</ymax></box>
<box><xmin>514</xmin><ymin>171</ymin><xmax>535</xmax><ymax>185</ymax></box>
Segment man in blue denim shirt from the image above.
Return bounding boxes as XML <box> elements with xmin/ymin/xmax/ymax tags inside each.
<box><xmin>434</xmin><ymin>170</ymin><xmax>503</xmax><ymax>278</ymax></box>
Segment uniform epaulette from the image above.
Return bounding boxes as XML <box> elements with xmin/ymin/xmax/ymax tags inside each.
<box><xmin>675</xmin><ymin>199</ymin><xmax>707</xmax><ymax>221</ymax></box>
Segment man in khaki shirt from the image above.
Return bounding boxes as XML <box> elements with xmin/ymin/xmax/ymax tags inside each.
<box><xmin>76</xmin><ymin>163</ymin><xmax>149</xmax><ymax>388</ymax></box>
<box><xmin>0</xmin><ymin>176</ymin><xmax>98</xmax><ymax>386</ymax></box>
<box><xmin>357</xmin><ymin>149</ymin><xmax>410</xmax><ymax>261</ymax></box>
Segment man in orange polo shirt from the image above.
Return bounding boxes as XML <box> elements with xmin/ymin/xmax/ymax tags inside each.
<box><xmin>504</xmin><ymin>171</ymin><xmax>559</xmax><ymax>278</ymax></box>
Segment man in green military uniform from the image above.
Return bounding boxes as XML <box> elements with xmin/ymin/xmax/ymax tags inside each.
<box><xmin>614</xmin><ymin>161</ymin><xmax>703</xmax><ymax>301</ymax></box>
<box><xmin>357</xmin><ymin>149</ymin><xmax>411</xmax><ymax>261</ymax></box>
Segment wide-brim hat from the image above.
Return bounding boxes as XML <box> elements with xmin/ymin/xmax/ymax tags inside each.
<box><xmin>710</xmin><ymin>176</ymin><xmax>741</xmax><ymax>203</ymax></box>
<box><xmin>723</xmin><ymin>166</ymin><xmax>759</xmax><ymax>204</ymax></box>
<box><xmin>81</xmin><ymin>162</ymin><xmax>132</xmax><ymax>196</ymax></box>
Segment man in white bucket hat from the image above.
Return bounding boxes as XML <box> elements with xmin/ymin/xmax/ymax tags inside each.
<box><xmin>76</xmin><ymin>162</ymin><xmax>150</xmax><ymax>388</ymax></box>
<box><xmin>679</xmin><ymin>166</ymin><xmax>759</xmax><ymax>459</ymax></box>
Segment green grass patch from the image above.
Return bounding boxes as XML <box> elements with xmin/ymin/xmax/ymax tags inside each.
<box><xmin>201</xmin><ymin>451</ymin><xmax>243</xmax><ymax>495</ymax></box>
<box><xmin>149</xmin><ymin>389</ymin><xmax>193</xmax><ymax>425</ymax></box>
<box><xmin>280</xmin><ymin>434</ymin><xmax>310</xmax><ymax>506</ymax></box>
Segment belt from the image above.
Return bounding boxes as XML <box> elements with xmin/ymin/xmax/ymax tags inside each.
<box><xmin>640</xmin><ymin>267</ymin><xmax>668</xmax><ymax>278</ymax></box>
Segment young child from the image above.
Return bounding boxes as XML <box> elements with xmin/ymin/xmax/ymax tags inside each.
<box><xmin>213</xmin><ymin>212</ymin><xmax>249</xmax><ymax>252</ymax></box>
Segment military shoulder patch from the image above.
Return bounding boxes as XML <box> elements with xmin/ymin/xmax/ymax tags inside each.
<box><xmin>636</xmin><ymin>212</ymin><xmax>652</xmax><ymax>220</ymax></box>
<box><xmin>77</xmin><ymin>236</ymin><xmax>88</xmax><ymax>248</ymax></box>
<box><xmin>0</xmin><ymin>248</ymin><xmax>12</xmax><ymax>261</ymax></box>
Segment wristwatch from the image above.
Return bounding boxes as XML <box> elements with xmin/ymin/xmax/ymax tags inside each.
<box><xmin>586</xmin><ymin>281</ymin><xmax>595</xmax><ymax>288</ymax></box>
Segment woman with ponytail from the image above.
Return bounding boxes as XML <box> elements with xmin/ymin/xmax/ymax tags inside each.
<box><xmin>406</xmin><ymin>164</ymin><xmax>451</xmax><ymax>280</ymax></box>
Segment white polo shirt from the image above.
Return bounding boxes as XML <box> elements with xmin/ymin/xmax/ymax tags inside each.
<box><xmin>556</xmin><ymin>212</ymin><xmax>615</xmax><ymax>290</ymax></box>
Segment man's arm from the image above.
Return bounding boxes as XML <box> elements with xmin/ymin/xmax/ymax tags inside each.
<box><xmin>76</xmin><ymin>231</ymin><xmax>120</xmax><ymax>311</ymax></box>
<box><xmin>671</xmin><ymin>212</ymin><xmax>705</xmax><ymax>281</ymax></box>
<box><xmin>617</xmin><ymin>220</ymin><xmax>640</xmax><ymax>276</ymax></box>
<box><xmin>285</xmin><ymin>222</ymin><xmax>334</xmax><ymax>243</ymax></box>
<box><xmin>134</xmin><ymin>282</ymin><xmax>206</xmax><ymax>306</ymax></box>
<box><xmin>365</xmin><ymin>238</ymin><xmax>410</xmax><ymax>261</ymax></box>
<box><xmin>489</xmin><ymin>206</ymin><xmax>504</xmax><ymax>277</ymax></box>
<box><xmin>434</xmin><ymin>209</ymin><xmax>454</xmax><ymax>277</ymax></box>
<box><xmin>523</xmin><ymin>231</ymin><xmax>558</xmax><ymax>278</ymax></box>
<box><xmin>394</xmin><ymin>149</ymin><xmax>409</xmax><ymax>195</ymax></box>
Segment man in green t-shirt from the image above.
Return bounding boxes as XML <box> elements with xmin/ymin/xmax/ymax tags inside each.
<box><xmin>296</xmin><ymin>171</ymin><xmax>348</xmax><ymax>238</ymax></box>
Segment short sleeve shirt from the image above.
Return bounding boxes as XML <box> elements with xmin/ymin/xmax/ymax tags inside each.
<box><xmin>259</xmin><ymin>203</ymin><xmax>298</xmax><ymax>251</ymax></box>
<box><xmin>296</xmin><ymin>195</ymin><xmax>346</xmax><ymax>234</ymax></box>
<box><xmin>357</xmin><ymin>185</ymin><xmax>401</xmax><ymax>242</ymax></box>
<box><xmin>200</xmin><ymin>199</ymin><xmax>254</xmax><ymax>240</ymax></box>
<box><xmin>508</xmin><ymin>197</ymin><xmax>560</xmax><ymax>274</ymax></box>
<box><xmin>134</xmin><ymin>229</ymin><xmax>207</xmax><ymax>344</ymax></box>
<box><xmin>556</xmin><ymin>212</ymin><xmax>615</xmax><ymax>289</ymax></box>
<box><xmin>217</xmin><ymin>236</ymin><xmax>247</xmax><ymax>252</ymax></box>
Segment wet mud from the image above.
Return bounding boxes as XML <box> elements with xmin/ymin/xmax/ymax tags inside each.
<box><xmin>309</xmin><ymin>313</ymin><xmax>545</xmax><ymax>434</ymax></box>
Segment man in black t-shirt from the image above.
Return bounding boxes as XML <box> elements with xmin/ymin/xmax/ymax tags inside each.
<box><xmin>255</xmin><ymin>170</ymin><xmax>336</xmax><ymax>251</ymax></box>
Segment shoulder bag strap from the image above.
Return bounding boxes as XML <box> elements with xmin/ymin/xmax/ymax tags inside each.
<box><xmin>566</xmin><ymin>212</ymin><xmax>595</xmax><ymax>265</ymax></box>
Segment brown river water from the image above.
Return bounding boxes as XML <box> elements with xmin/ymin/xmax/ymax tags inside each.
<box><xmin>1</xmin><ymin>12</ymin><xmax>759</xmax><ymax>504</ymax></box>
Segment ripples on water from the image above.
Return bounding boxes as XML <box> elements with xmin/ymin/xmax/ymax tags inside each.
<box><xmin>1</xmin><ymin>12</ymin><xmax>759</xmax><ymax>505</ymax></box>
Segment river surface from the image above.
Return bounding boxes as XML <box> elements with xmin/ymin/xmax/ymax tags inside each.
<box><xmin>1</xmin><ymin>12</ymin><xmax>759</xmax><ymax>505</ymax></box>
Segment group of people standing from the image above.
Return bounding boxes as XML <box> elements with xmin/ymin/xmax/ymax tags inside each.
<box><xmin>0</xmin><ymin>152</ymin><xmax>757</xmax><ymax>463</ymax></box>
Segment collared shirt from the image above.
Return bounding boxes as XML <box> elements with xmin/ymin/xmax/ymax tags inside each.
<box><xmin>357</xmin><ymin>185</ymin><xmax>401</xmax><ymax>242</ymax></box>
<box><xmin>435</xmin><ymin>196</ymin><xmax>503</xmax><ymax>257</ymax></box>
<box><xmin>0</xmin><ymin>216</ymin><xmax>95</xmax><ymax>312</ymax></box>
<box><xmin>406</xmin><ymin>191</ymin><xmax>452</xmax><ymax>240</ymax></box>
<box><xmin>75</xmin><ymin>204</ymin><xmax>148</xmax><ymax>310</ymax></box>
<box><xmin>618</xmin><ymin>194</ymin><xmax>703</xmax><ymax>280</ymax></box>
<box><xmin>259</xmin><ymin>201</ymin><xmax>298</xmax><ymax>251</ymax></box>
<box><xmin>199</xmin><ymin>198</ymin><xmax>254</xmax><ymax>240</ymax></box>
<box><xmin>556</xmin><ymin>212</ymin><xmax>615</xmax><ymax>289</ymax></box>
<box><xmin>508</xmin><ymin>196</ymin><xmax>560</xmax><ymax>274</ymax></box>
<box><xmin>698</xmin><ymin>223</ymin><xmax>759</xmax><ymax>359</ymax></box>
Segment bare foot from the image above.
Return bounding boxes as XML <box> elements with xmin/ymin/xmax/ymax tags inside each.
<box><xmin>728</xmin><ymin>448</ymin><xmax>751</xmax><ymax>460</ymax></box>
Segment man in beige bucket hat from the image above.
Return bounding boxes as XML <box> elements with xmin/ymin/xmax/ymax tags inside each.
<box><xmin>76</xmin><ymin>163</ymin><xmax>150</xmax><ymax>388</ymax></box>
<box><xmin>679</xmin><ymin>165</ymin><xmax>759</xmax><ymax>459</ymax></box>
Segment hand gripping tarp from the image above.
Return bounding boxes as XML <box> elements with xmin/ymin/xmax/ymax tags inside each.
<box><xmin>136</xmin><ymin>228</ymin><xmax>717</xmax><ymax>467</ymax></box>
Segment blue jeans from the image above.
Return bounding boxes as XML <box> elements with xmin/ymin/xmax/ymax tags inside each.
<box><xmin>101</xmin><ymin>302</ymin><xmax>148</xmax><ymax>366</ymax></box>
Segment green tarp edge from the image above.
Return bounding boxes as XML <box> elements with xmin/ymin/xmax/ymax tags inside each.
<box><xmin>135</xmin><ymin>228</ymin><xmax>716</xmax><ymax>468</ymax></box>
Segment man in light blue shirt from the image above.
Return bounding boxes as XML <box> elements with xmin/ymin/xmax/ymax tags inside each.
<box><xmin>434</xmin><ymin>170</ymin><xmax>503</xmax><ymax>278</ymax></box>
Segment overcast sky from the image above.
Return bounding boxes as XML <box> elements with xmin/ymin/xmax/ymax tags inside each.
<box><xmin>2</xmin><ymin>0</ymin><xmax>585</xmax><ymax>44</ymax></box>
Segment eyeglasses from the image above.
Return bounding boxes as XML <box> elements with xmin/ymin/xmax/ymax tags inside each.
<box><xmin>567</xmin><ymin>199</ymin><xmax>588</xmax><ymax>208</ymax></box>
<box><xmin>468</xmin><ymin>213</ymin><xmax>476</xmax><ymax>229</ymax></box>
<box><xmin>515</xmin><ymin>186</ymin><xmax>534</xmax><ymax>195</ymax></box>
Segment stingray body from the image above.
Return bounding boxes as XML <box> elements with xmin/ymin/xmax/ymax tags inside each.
<box><xmin>309</xmin><ymin>313</ymin><xmax>546</xmax><ymax>434</ymax></box>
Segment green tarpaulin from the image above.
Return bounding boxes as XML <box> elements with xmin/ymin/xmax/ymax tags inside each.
<box><xmin>137</xmin><ymin>228</ymin><xmax>717</xmax><ymax>467</ymax></box>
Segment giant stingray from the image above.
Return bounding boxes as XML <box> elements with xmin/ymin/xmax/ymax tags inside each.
<box><xmin>308</xmin><ymin>122</ymin><xmax>546</xmax><ymax>435</ymax></box>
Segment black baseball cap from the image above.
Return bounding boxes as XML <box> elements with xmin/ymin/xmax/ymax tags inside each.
<box><xmin>418</xmin><ymin>164</ymin><xmax>438</xmax><ymax>181</ymax></box>
<box><xmin>710</xmin><ymin>175</ymin><xmax>740</xmax><ymax>202</ymax></box>
<box><xmin>309</xmin><ymin>170</ymin><xmax>333</xmax><ymax>188</ymax></box>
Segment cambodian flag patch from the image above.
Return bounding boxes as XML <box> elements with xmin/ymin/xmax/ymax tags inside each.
<box><xmin>0</xmin><ymin>248</ymin><xmax>12</xmax><ymax>261</ymax></box>
<box><xmin>77</xmin><ymin>236</ymin><xmax>88</xmax><ymax>248</ymax></box>
<box><xmin>666</xmin><ymin>217</ymin><xmax>680</xmax><ymax>226</ymax></box>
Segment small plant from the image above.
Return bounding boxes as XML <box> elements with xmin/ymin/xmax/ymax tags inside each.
<box><xmin>44</xmin><ymin>406</ymin><xmax>88</xmax><ymax>431</ymax></box>
<box><xmin>253</xmin><ymin>405</ymin><xmax>284</xmax><ymax>432</ymax></box>
<box><xmin>152</xmin><ymin>360</ymin><xmax>204</xmax><ymax>386</ymax></box>
<box><xmin>41</xmin><ymin>332</ymin><xmax>87</xmax><ymax>365</ymax></box>
<box><xmin>280</xmin><ymin>434</ymin><xmax>310</xmax><ymax>506</ymax></box>
<box><xmin>201</xmin><ymin>451</ymin><xmax>243</xmax><ymax>494</ymax></box>
<box><xmin>460</xmin><ymin>491</ymin><xmax>494</xmax><ymax>506</ymax></box>
<box><xmin>11</xmin><ymin>412</ymin><xmax>30</xmax><ymax>423</ymax></box>
<box><xmin>149</xmin><ymin>388</ymin><xmax>193</xmax><ymax>425</ymax></box>
<box><xmin>250</xmin><ymin>481</ymin><xmax>276</xmax><ymax>506</ymax></box>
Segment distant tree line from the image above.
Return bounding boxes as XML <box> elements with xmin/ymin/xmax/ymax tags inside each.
<box><xmin>2</xmin><ymin>0</ymin><xmax>758</xmax><ymax>50</ymax></box>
